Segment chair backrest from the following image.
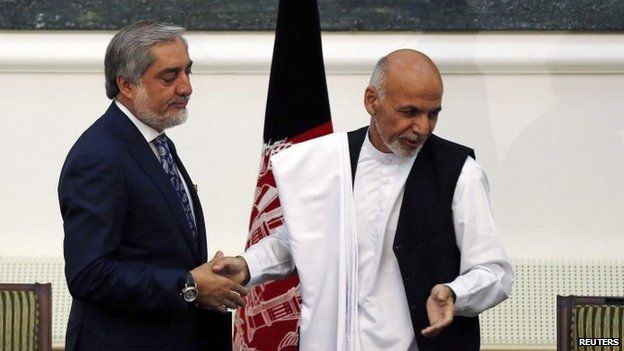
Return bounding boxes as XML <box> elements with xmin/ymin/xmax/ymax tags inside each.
<box><xmin>557</xmin><ymin>295</ymin><xmax>624</xmax><ymax>351</ymax></box>
<box><xmin>0</xmin><ymin>283</ymin><xmax>52</xmax><ymax>351</ymax></box>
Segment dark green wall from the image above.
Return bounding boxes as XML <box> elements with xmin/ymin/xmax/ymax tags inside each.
<box><xmin>1</xmin><ymin>0</ymin><xmax>623</xmax><ymax>31</ymax></box>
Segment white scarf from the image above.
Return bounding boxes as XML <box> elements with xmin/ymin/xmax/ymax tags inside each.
<box><xmin>271</xmin><ymin>132</ymin><xmax>359</xmax><ymax>351</ymax></box>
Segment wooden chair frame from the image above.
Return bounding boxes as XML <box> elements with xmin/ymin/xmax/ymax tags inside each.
<box><xmin>0</xmin><ymin>283</ymin><xmax>52</xmax><ymax>351</ymax></box>
<box><xmin>557</xmin><ymin>295</ymin><xmax>624</xmax><ymax>351</ymax></box>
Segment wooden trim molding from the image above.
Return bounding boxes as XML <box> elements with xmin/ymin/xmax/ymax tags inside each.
<box><xmin>1</xmin><ymin>32</ymin><xmax>624</xmax><ymax>75</ymax></box>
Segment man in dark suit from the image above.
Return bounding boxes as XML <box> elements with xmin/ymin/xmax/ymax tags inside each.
<box><xmin>58</xmin><ymin>21</ymin><xmax>245</xmax><ymax>351</ymax></box>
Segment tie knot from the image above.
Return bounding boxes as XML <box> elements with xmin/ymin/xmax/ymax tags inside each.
<box><xmin>154</xmin><ymin>134</ymin><xmax>172</xmax><ymax>160</ymax></box>
<box><xmin>153</xmin><ymin>134</ymin><xmax>169</xmax><ymax>148</ymax></box>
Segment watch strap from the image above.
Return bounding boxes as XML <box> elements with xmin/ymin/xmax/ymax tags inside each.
<box><xmin>185</xmin><ymin>272</ymin><xmax>195</xmax><ymax>287</ymax></box>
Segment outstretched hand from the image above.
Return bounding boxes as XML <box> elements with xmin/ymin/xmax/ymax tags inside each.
<box><xmin>190</xmin><ymin>251</ymin><xmax>248</xmax><ymax>313</ymax></box>
<box><xmin>421</xmin><ymin>284</ymin><xmax>455</xmax><ymax>337</ymax></box>
<box><xmin>212</xmin><ymin>254</ymin><xmax>250</xmax><ymax>286</ymax></box>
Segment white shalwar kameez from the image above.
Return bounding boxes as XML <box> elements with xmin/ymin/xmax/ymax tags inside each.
<box><xmin>243</xmin><ymin>132</ymin><xmax>513</xmax><ymax>351</ymax></box>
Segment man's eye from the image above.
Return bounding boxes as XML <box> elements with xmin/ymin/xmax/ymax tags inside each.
<box><xmin>162</xmin><ymin>75</ymin><xmax>176</xmax><ymax>83</ymax></box>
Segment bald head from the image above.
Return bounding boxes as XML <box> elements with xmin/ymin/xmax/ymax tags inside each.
<box><xmin>364</xmin><ymin>49</ymin><xmax>444</xmax><ymax>157</ymax></box>
<box><xmin>369</xmin><ymin>49</ymin><xmax>443</xmax><ymax>101</ymax></box>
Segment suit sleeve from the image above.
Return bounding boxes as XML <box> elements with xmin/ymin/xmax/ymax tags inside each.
<box><xmin>59</xmin><ymin>152</ymin><xmax>189</xmax><ymax>313</ymax></box>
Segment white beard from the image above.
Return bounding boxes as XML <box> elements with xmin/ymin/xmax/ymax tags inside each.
<box><xmin>372</xmin><ymin>117</ymin><xmax>421</xmax><ymax>158</ymax></box>
<box><xmin>134</xmin><ymin>87</ymin><xmax>188</xmax><ymax>131</ymax></box>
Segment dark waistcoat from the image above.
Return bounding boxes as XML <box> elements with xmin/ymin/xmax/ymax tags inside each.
<box><xmin>348</xmin><ymin>126</ymin><xmax>480</xmax><ymax>351</ymax></box>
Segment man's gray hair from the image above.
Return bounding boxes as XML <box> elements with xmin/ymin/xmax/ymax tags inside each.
<box><xmin>105</xmin><ymin>20</ymin><xmax>187</xmax><ymax>99</ymax></box>
<box><xmin>369</xmin><ymin>55</ymin><xmax>388</xmax><ymax>100</ymax></box>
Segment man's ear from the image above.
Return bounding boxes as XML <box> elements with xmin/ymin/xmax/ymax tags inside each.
<box><xmin>116</xmin><ymin>76</ymin><xmax>136</xmax><ymax>100</ymax></box>
<box><xmin>364</xmin><ymin>86</ymin><xmax>378</xmax><ymax>116</ymax></box>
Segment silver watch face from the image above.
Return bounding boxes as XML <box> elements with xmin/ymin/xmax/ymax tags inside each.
<box><xmin>182</xmin><ymin>286</ymin><xmax>199</xmax><ymax>302</ymax></box>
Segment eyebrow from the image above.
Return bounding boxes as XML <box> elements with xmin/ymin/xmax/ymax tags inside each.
<box><xmin>398</xmin><ymin>105</ymin><xmax>442</xmax><ymax>113</ymax></box>
<box><xmin>158</xmin><ymin>61</ymin><xmax>194</xmax><ymax>75</ymax></box>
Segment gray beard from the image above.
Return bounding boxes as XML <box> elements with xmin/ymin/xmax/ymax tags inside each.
<box><xmin>134</xmin><ymin>88</ymin><xmax>188</xmax><ymax>131</ymax></box>
<box><xmin>372</xmin><ymin>118</ymin><xmax>419</xmax><ymax>158</ymax></box>
<box><xmin>387</xmin><ymin>137</ymin><xmax>416</xmax><ymax>158</ymax></box>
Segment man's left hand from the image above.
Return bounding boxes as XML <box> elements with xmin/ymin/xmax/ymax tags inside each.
<box><xmin>421</xmin><ymin>284</ymin><xmax>455</xmax><ymax>337</ymax></box>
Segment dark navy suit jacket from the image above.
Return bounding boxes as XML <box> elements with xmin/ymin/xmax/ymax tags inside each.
<box><xmin>58</xmin><ymin>102</ymin><xmax>231</xmax><ymax>351</ymax></box>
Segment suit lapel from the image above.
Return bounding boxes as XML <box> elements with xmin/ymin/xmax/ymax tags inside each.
<box><xmin>105</xmin><ymin>103</ymin><xmax>203</xmax><ymax>262</ymax></box>
<box><xmin>169</xmin><ymin>141</ymin><xmax>208</xmax><ymax>262</ymax></box>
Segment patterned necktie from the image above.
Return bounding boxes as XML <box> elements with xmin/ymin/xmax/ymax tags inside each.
<box><xmin>153</xmin><ymin>134</ymin><xmax>197</xmax><ymax>240</ymax></box>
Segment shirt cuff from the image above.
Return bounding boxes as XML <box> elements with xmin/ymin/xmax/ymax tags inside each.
<box><xmin>241</xmin><ymin>251</ymin><xmax>262</xmax><ymax>287</ymax></box>
<box><xmin>445</xmin><ymin>280</ymin><xmax>469</xmax><ymax>315</ymax></box>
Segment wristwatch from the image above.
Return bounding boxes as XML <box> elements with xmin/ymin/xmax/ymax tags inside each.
<box><xmin>181</xmin><ymin>272</ymin><xmax>199</xmax><ymax>303</ymax></box>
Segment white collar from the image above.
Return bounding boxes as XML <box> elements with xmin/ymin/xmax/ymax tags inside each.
<box><xmin>362</xmin><ymin>128</ymin><xmax>419</xmax><ymax>165</ymax></box>
<box><xmin>115</xmin><ymin>100</ymin><xmax>163</xmax><ymax>143</ymax></box>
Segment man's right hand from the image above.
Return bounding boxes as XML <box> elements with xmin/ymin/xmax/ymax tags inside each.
<box><xmin>212</xmin><ymin>255</ymin><xmax>250</xmax><ymax>286</ymax></box>
<box><xmin>190</xmin><ymin>251</ymin><xmax>248</xmax><ymax>313</ymax></box>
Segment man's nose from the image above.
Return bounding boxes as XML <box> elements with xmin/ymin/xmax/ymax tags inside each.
<box><xmin>177</xmin><ymin>73</ymin><xmax>192</xmax><ymax>96</ymax></box>
<box><xmin>412</xmin><ymin>114</ymin><xmax>431</xmax><ymax>134</ymax></box>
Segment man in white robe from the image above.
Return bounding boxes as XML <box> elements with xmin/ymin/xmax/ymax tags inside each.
<box><xmin>215</xmin><ymin>49</ymin><xmax>514</xmax><ymax>351</ymax></box>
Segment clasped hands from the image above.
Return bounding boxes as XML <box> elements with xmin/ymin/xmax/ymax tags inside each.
<box><xmin>189</xmin><ymin>251</ymin><xmax>250</xmax><ymax>313</ymax></box>
<box><xmin>192</xmin><ymin>252</ymin><xmax>454</xmax><ymax>337</ymax></box>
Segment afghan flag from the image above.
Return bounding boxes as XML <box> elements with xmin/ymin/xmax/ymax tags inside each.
<box><xmin>232</xmin><ymin>0</ymin><xmax>332</xmax><ymax>349</ymax></box>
